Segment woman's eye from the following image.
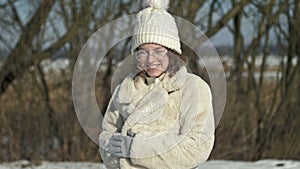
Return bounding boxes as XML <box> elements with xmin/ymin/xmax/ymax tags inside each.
<box><xmin>140</xmin><ymin>51</ymin><xmax>147</xmax><ymax>55</ymax></box>
<box><xmin>136</xmin><ymin>50</ymin><xmax>147</xmax><ymax>58</ymax></box>
<box><xmin>154</xmin><ymin>50</ymin><xmax>165</xmax><ymax>54</ymax></box>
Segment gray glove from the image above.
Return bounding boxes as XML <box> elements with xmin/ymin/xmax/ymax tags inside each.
<box><xmin>108</xmin><ymin>133</ymin><xmax>133</xmax><ymax>158</ymax></box>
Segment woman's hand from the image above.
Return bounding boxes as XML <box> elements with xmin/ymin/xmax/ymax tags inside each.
<box><xmin>108</xmin><ymin>133</ymin><xmax>133</xmax><ymax>158</ymax></box>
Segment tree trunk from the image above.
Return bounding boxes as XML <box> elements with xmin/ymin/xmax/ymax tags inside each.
<box><xmin>0</xmin><ymin>0</ymin><xmax>55</xmax><ymax>96</ymax></box>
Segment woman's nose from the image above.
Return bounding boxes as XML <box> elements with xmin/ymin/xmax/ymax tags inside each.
<box><xmin>147</xmin><ymin>52</ymin><xmax>156</xmax><ymax>63</ymax></box>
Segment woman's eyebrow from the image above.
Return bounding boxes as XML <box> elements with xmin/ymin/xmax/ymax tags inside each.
<box><xmin>138</xmin><ymin>47</ymin><xmax>146</xmax><ymax>50</ymax></box>
<box><xmin>153</xmin><ymin>46</ymin><xmax>165</xmax><ymax>49</ymax></box>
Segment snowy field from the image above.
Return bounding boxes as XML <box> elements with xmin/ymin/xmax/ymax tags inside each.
<box><xmin>0</xmin><ymin>160</ymin><xmax>299</xmax><ymax>169</ymax></box>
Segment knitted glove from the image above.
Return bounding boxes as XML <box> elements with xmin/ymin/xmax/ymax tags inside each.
<box><xmin>108</xmin><ymin>133</ymin><xmax>133</xmax><ymax>158</ymax></box>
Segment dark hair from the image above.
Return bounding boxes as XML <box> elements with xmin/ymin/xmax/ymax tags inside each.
<box><xmin>166</xmin><ymin>49</ymin><xmax>186</xmax><ymax>76</ymax></box>
<box><xmin>134</xmin><ymin>48</ymin><xmax>187</xmax><ymax>78</ymax></box>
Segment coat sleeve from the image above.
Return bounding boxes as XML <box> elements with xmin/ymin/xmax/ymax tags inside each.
<box><xmin>129</xmin><ymin>76</ymin><xmax>215</xmax><ymax>169</ymax></box>
<box><xmin>98</xmin><ymin>87</ymin><xmax>124</xmax><ymax>169</ymax></box>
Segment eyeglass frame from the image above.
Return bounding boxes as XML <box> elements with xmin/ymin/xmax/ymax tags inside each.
<box><xmin>134</xmin><ymin>48</ymin><xmax>169</xmax><ymax>62</ymax></box>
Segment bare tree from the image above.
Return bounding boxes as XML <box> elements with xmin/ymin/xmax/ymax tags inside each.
<box><xmin>0</xmin><ymin>0</ymin><xmax>299</xmax><ymax>161</ymax></box>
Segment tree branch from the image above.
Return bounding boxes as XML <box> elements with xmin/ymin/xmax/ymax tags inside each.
<box><xmin>0</xmin><ymin>0</ymin><xmax>55</xmax><ymax>96</ymax></box>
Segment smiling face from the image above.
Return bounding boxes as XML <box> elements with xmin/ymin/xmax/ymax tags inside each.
<box><xmin>136</xmin><ymin>44</ymin><xmax>169</xmax><ymax>77</ymax></box>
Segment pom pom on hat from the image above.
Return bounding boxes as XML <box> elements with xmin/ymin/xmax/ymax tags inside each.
<box><xmin>143</xmin><ymin>0</ymin><xmax>170</xmax><ymax>10</ymax></box>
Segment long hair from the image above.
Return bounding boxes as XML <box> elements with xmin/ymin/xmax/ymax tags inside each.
<box><xmin>166</xmin><ymin>49</ymin><xmax>186</xmax><ymax>76</ymax></box>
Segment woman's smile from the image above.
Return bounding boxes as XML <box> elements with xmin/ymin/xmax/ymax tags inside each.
<box><xmin>137</xmin><ymin>43</ymin><xmax>169</xmax><ymax>77</ymax></box>
<box><xmin>147</xmin><ymin>64</ymin><xmax>161</xmax><ymax>69</ymax></box>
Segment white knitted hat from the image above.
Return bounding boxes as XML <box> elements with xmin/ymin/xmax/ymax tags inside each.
<box><xmin>131</xmin><ymin>0</ymin><xmax>182</xmax><ymax>54</ymax></box>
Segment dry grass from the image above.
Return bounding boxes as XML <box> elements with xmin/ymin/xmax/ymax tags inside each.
<box><xmin>0</xmin><ymin>69</ymin><xmax>101</xmax><ymax>162</ymax></box>
<box><xmin>0</xmin><ymin>68</ymin><xmax>299</xmax><ymax>162</ymax></box>
<box><xmin>211</xmin><ymin>80</ymin><xmax>300</xmax><ymax>160</ymax></box>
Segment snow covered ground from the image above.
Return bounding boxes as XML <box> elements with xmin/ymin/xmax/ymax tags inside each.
<box><xmin>198</xmin><ymin>160</ymin><xmax>300</xmax><ymax>169</ymax></box>
<box><xmin>0</xmin><ymin>160</ymin><xmax>299</xmax><ymax>169</ymax></box>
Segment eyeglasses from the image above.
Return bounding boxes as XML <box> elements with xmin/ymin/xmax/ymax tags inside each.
<box><xmin>134</xmin><ymin>49</ymin><xmax>168</xmax><ymax>61</ymax></box>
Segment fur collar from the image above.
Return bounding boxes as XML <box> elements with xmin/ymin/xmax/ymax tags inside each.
<box><xmin>161</xmin><ymin>66</ymin><xmax>187</xmax><ymax>92</ymax></box>
<box><xmin>115</xmin><ymin>66</ymin><xmax>187</xmax><ymax>104</ymax></box>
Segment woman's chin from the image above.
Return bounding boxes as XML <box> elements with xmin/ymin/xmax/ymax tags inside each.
<box><xmin>146</xmin><ymin>69</ymin><xmax>164</xmax><ymax>77</ymax></box>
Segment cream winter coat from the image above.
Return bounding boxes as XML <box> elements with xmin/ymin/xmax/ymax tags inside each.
<box><xmin>99</xmin><ymin>67</ymin><xmax>215</xmax><ymax>169</ymax></box>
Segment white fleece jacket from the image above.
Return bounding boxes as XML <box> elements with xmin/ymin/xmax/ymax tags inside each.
<box><xmin>99</xmin><ymin>67</ymin><xmax>215</xmax><ymax>169</ymax></box>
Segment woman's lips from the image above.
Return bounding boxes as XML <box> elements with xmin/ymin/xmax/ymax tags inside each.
<box><xmin>147</xmin><ymin>64</ymin><xmax>161</xmax><ymax>69</ymax></box>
